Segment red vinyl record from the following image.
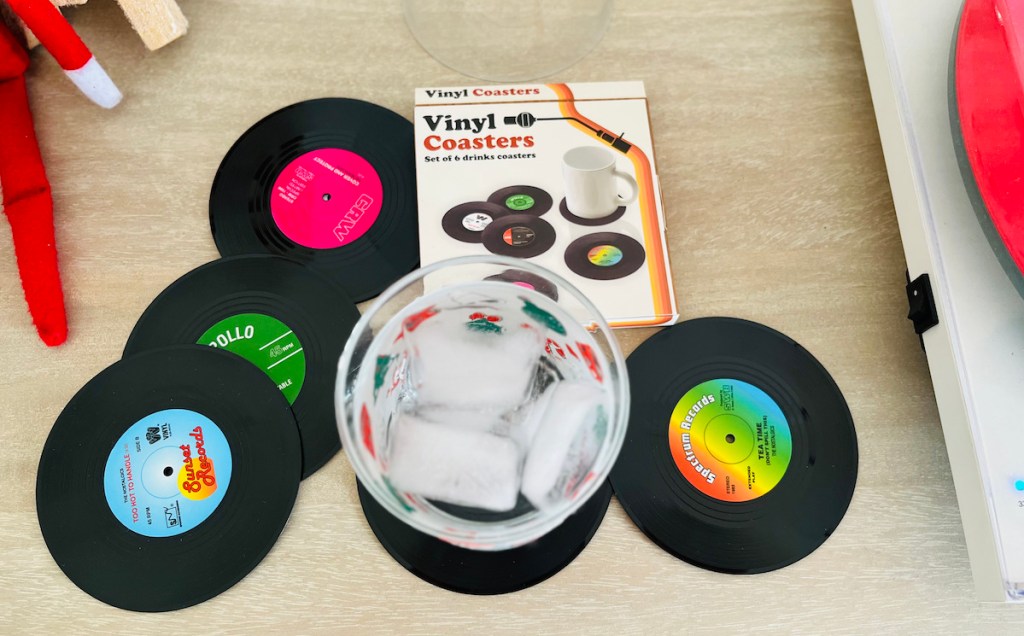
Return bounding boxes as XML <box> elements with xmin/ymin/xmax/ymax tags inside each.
<box><xmin>952</xmin><ymin>0</ymin><xmax>1024</xmax><ymax>285</ymax></box>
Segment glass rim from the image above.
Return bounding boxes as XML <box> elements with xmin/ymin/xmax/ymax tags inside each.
<box><xmin>400</xmin><ymin>0</ymin><xmax>613</xmax><ymax>84</ymax></box>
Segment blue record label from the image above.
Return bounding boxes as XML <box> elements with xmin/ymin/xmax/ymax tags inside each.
<box><xmin>103</xmin><ymin>409</ymin><xmax>232</xmax><ymax>537</ymax></box>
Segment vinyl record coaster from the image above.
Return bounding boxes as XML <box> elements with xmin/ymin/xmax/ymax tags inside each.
<box><xmin>609</xmin><ymin>318</ymin><xmax>858</xmax><ymax>574</ymax></box>
<box><xmin>124</xmin><ymin>255</ymin><xmax>360</xmax><ymax>479</ymax></box>
<box><xmin>358</xmin><ymin>481</ymin><xmax>612</xmax><ymax>594</ymax></box>
<box><xmin>442</xmin><ymin>201</ymin><xmax>509</xmax><ymax>243</ymax></box>
<box><xmin>559</xmin><ymin>198</ymin><xmax>627</xmax><ymax>226</ymax></box>
<box><xmin>209</xmin><ymin>98</ymin><xmax>418</xmax><ymax>302</ymax></box>
<box><xmin>481</xmin><ymin>214</ymin><xmax>556</xmax><ymax>258</ymax></box>
<box><xmin>483</xmin><ymin>268</ymin><xmax>559</xmax><ymax>301</ymax></box>
<box><xmin>36</xmin><ymin>346</ymin><xmax>302</xmax><ymax>611</ymax></box>
<box><xmin>564</xmin><ymin>232</ymin><xmax>645</xmax><ymax>280</ymax></box>
<box><xmin>487</xmin><ymin>185</ymin><xmax>553</xmax><ymax>216</ymax></box>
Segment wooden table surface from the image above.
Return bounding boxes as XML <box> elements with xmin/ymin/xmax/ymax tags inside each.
<box><xmin>3</xmin><ymin>0</ymin><xmax>1022</xmax><ymax>632</ymax></box>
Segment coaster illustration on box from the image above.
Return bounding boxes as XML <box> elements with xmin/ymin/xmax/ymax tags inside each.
<box><xmin>443</xmin><ymin>201</ymin><xmax>510</xmax><ymax>243</ymax></box>
<box><xmin>564</xmin><ymin>232</ymin><xmax>646</xmax><ymax>281</ymax></box>
<box><xmin>488</xmin><ymin>185</ymin><xmax>554</xmax><ymax>216</ymax></box>
<box><xmin>483</xmin><ymin>268</ymin><xmax>560</xmax><ymax>301</ymax></box>
<box><xmin>414</xmin><ymin>81</ymin><xmax>678</xmax><ymax>328</ymax></box>
<box><xmin>481</xmin><ymin>214</ymin><xmax>557</xmax><ymax>258</ymax></box>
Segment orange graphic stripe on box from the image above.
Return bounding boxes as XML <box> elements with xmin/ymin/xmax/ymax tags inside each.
<box><xmin>547</xmin><ymin>83</ymin><xmax>673</xmax><ymax>327</ymax></box>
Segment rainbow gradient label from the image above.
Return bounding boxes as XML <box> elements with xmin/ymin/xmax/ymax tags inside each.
<box><xmin>587</xmin><ymin>245</ymin><xmax>623</xmax><ymax>267</ymax></box>
<box><xmin>667</xmin><ymin>378</ymin><xmax>791</xmax><ymax>502</ymax></box>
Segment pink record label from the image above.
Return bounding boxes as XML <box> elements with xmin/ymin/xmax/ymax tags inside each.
<box><xmin>270</xmin><ymin>148</ymin><xmax>383</xmax><ymax>249</ymax></box>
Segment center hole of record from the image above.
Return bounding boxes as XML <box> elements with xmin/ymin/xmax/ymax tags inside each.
<box><xmin>704</xmin><ymin>414</ymin><xmax>754</xmax><ymax>465</ymax></box>
<box><xmin>462</xmin><ymin>212</ymin><xmax>493</xmax><ymax>232</ymax></box>
<box><xmin>322</xmin><ymin>193</ymin><xmax>331</xmax><ymax>202</ymax></box>
<box><xmin>163</xmin><ymin>466</ymin><xmax>174</xmax><ymax>477</ymax></box>
<box><xmin>503</xmin><ymin>226</ymin><xmax>536</xmax><ymax>246</ymax></box>
<box><xmin>587</xmin><ymin>245</ymin><xmax>623</xmax><ymax>267</ymax></box>
<box><xmin>505</xmin><ymin>194</ymin><xmax>535</xmax><ymax>211</ymax></box>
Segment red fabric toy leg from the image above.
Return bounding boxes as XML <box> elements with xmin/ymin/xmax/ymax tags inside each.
<box><xmin>0</xmin><ymin>22</ymin><xmax>67</xmax><ymax>346</ymax></box>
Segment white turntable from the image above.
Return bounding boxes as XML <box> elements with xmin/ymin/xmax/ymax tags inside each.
<box><xmin>854</xmin><ymin>0</ymin><xmax>1024</xmax><ymax>603</ymax></box>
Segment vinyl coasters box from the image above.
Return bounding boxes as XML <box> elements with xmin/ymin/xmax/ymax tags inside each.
<box><xmin>413</xmin><ymin>81</ymin><xmax>678</xmax><ymax>328</ymax></box>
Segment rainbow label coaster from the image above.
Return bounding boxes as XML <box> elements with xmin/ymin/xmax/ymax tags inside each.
<box><xmin>667</xmin><ymin>378</ymin><xmax>792</xmax><ymax>502</ymax></box>
<box><xmin>588</xmin><ymin>245</ymin><xmax>623</xmax><ymax>267</ymax></box>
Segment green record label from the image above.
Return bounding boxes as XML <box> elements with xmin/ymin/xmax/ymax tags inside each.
<box><xmin>505</xmin><ymin>194</ymin><xmax>535</xmax><ymax>211</ymax></box>
<box><xmin>198</xmin><ymin>313</ymin><xmax>305</xmax><ymax>404</ymax></box>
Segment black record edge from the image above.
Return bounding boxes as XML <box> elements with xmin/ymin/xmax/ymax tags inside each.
<box><xmin>483</xmin><ymin>269</ymin><xmax>560</xmax><ymax>301</ymax></box>
<box><xmin>480</xmin><ymin>214</ymin><xmax>556</xmax><ymax>259</ymax></box>
<box><xmin>609</xmin><ymin>317</ymin><xmax>858</xmax><ymax>574</ymax></box>
<box><xmin>123</xmin><ymin>254</ymin><xmax>360</xmax><ymax>478</ymax></box>
<box><xmin>36</xmin><ymin>345</ymin><xmax>301</xmax><ymax>612</ymax></box>
<box><xmin>358</xmin><ymin>480</ymin><xmax>613</xmax><ymax>595</ymax></box>
<box><xmin>564</xmin><ymin>232</ymin><xmax>646</xmax><ymax>281</ymax></box>
<box><xmin>209</xmin><ymin>98</ymin><xmax>419</xmax><ymax>302</ymax></box>
<box><xmin>559</xmin><ymin>198</ymin><xmax>627</xmax><ymax>226</ymax></box>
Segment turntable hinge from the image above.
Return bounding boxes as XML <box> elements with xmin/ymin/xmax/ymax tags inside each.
<box><xmin>905</xmin><ymin>271</ymin><xmax>938</xmax><ymax>336</ymax></box>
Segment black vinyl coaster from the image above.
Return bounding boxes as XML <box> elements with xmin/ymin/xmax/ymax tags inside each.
<box><xmin>609</xmin><ymin>318</ymin><xmax>858</xmax><ymax>574</ymax></box>
<box><xmin>483</xmin><ymin>268</ymin><xmax>559</xmax><ymax>301</ymax></box>
<box><xmin>487</xmin><ymin>185</ymin><xmax>554</xmax><ymax>216</ymax></box>
<box><xmin>442</xmin><ymin>201</ymin><xmax>510</xmax><ymax>243</ymax></box>
<box><xmin>209</xmin><ymin>98</ymin><xmax>418</xmax><ymax>302</ymax></box>
<box><xmin>36</xmin><ymin>346</ymin><xmax>301</xmax><ymax>612</ymax></box>
<box><xmin>564</xmin><ymin>232</ymin><xmax>646</xmax><ymax>280</ymax></box>
<box><xmin>481</xmin><ymin>214</ymin><xmax>556</xmax><ymax>259</ymax></box>
<box><xmin>358</xmin><ymin>481</ymin><xmax>612</xmax><ymax>595</ymax></box>
<box><xmin>559</xmin><ymin>198</ymin><xmax>627</xmax><ymax>226</ymax></box>
<box><xmin>123</xmin><ymin>255</ymin><xmax>360</xmax><ymax>478</ymax></box>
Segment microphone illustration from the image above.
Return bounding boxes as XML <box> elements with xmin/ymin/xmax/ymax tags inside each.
<box><xmin>503</xmin><ymin>111</ymin><xmax>632</xmax><ymax>153</ymax></box>
<box><xmin>503</xmin><ymin>113</ymin><xmax>537</xmax><ymax>128</ymax></box>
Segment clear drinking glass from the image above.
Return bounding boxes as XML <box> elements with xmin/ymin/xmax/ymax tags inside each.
<box><xmin>402</xmin><ymin>0</ymin><xmax>614</xmax><ymax>82</ymax></box>
<box><xmin>335</xmin><ymin>255</ymin><xmax>628</xmax><ymax>550</ymax></box>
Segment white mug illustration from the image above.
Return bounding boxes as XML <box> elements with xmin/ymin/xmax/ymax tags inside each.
<box><xmin>561</xmin><ymin>146</ymin><xmax>638</xmax><ymax>219</ymax></box>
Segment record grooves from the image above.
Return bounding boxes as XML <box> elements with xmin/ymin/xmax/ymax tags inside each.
<box><xmin>209</xmin><ymin>98</ymin><xmax>419</xmax><ymax>302</ymax></box>
<box><xmin>123</xmin><ymin>255</ymin><xmax>360</xmax><ymax>478</ymax></box>
<box><xmin>36</xmin><ymin>346</ymin><xmax>301</xmax><ymax>612</ymax></box>
<box><xmin>358</xmin><ymin>481</ymin><xmax>612</xmax><ymax>595</ymax></box>
<box><xmin>609</xmin><ymin>318</ymin><xmax>858</xmax><ymax>574</ymax></box>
